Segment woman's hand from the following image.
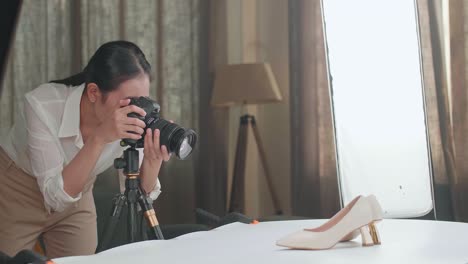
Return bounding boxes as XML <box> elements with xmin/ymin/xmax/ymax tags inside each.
<box><xmin>93</xmin><ymin>99</ymin><xmax>147</xmax><ymax>144</ymax></box>
<box><xmin>143</xmin><ymin>128</ymin><xmax>171</xmax><ymax>165</ymax></box>
<box><xmin>140</xmin><ymin>127</ymin><xmax>171</xmax><ymax>194</ymax></box>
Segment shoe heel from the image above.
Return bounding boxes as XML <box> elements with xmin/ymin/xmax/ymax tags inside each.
<box><xmin>369</xmin><ymin>222</ymin><xmax>381</xmax><ymax>245</ymax></box>
<box><xmin>359</xmin><ymin>226</ymin><xmax>374</xmax><ymax>247</ymax></box>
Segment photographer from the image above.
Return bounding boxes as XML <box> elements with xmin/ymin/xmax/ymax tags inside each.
<box><xmin>0</xmin><ymin>41</ymin><xmax>170</xmax><ymax>258</ymax></box>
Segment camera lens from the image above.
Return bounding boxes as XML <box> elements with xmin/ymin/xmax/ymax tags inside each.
<box><xmin>148</xmin><ymin>119</ymin><xmax>197</xmax><ymax>159</ymax></box>
<box><xmin>179</xmin><ymin>138</ymin><xmax>192</xmax><ymax>159</ymax></box>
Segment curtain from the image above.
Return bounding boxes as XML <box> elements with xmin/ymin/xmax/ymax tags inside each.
<box><xmin>0</xmin><ymin>0</ymin><xmax>212</xmax><ymax>225</ymax></box>
<box><xmin>447</xmin><ymin>0</ymin><xmax>468</xmax><ymax>221</ymax></box>
<box><xmin>417</xmin><ymin>0</ymin><xmax>455</xmax><ymax>221</ymax></box>
<box><xmin>289</xmin><ymin>0</ymin><xmax>340</xmax><ymax>218</ymax></box>
<box><xmin>427</xmin><ymin>0</ymin><xmax>468</xmax><ymax>222</ymax></box>
<box><xmin>418</xmin><ymin>0</ymin><xmax>468</xmax><ymax>222</ymax></box>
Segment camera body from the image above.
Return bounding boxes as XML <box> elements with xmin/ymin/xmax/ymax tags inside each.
<box><xmin>124</xmin><ymin>96</ymin><xmax>161</xmax><ymax>148</ymax></box>
<box><xmin>128</xmin><ymin>96</ymin><xmax>161</xmax><ymax>121</ymax></box>
<box><xmin>122</xmin><ymin>96</ymin><xmax>197</xmax><ymax>160</ymax></box>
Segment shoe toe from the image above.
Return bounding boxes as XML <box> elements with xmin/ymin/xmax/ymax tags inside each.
<box><xmin>276</xmin><ymin>230</ymin><xmax>324</xmax><ymax>249</ymax></box>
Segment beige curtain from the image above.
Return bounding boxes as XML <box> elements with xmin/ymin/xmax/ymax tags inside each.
<box><xmin>446</xmin><ymin>0</ymin><xmax>468</xmax><ymax>222</ymax></box>
<box><xmin>428</xmin><ymin>0</ymin><xmax>468</xmax><ymax>222</ymax></box>
<box><xmin>418</xmin><ymin>0</ymin><xmax>468</xmax><ymax>222</ymax></box>
<box><xmin>417</xmin><ymin>0</ymin><xmax>455</xmax><ymax>220</ymax></box>
<box><xmin>289</xmin><ymin>0</ymin><xmax>340</xmax><ymax>218</ymax></box>
<box><xmin>0</xmin><ymin>0</ymin><xmax>204</xmax><ymax>224</ymax></box>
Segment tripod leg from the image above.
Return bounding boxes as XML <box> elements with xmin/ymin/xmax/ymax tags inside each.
<box><xmin>96</xmin><ymin>194</ymin><xmax>126</xmax><ymax>253</ymax></box>
<box><xmin>251</xmin><ymin>117</ymin><xmax>283</xmax><ymax>215</ymax></box>
<box><xmin>125</xmin><ymin>177</ymin><xmax>143</xmax><ymax>243</ymax></box>
<box><xmin>128</xmin><ymin>200</ymin><xmax>138</xmax><ymax>242</ymax></box>
<box><xmin>229</xmin><ymin>115</ymin><xmax>249</xmax><ymax>213</ymax></box>
<box><xmin>138</xmin><ymin>194</ymin><xmax>164</xmax><ymax>240</ymax></box>
<box><xmin>140</xmin><ymin>211</ymin><xmax>148</xmax><ymax>241</ymax></box>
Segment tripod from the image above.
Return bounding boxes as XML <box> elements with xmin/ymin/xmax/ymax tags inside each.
<box><xmin>228</xmin><ymin>114</ymin><xmax>282</xmax><ymax>215</ymax></box>
<box><xmin>96</xmin><ymin>144</ymin><xmax>164</xmax><ymax>252</ymax></box>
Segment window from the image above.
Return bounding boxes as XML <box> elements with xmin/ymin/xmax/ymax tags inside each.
<box><xmin>322</xmin><ymin>0</ymin><xmax>433</xmax><ymax>217</ymax></box>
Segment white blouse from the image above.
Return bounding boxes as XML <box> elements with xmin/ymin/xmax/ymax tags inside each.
<box><xmin>0</xmin><ymin>82</ymin><xmax>161</xmax><ymax>213</ymax></box>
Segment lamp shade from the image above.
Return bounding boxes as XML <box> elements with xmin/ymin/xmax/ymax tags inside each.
<box><xmin>211</xmin><ymin>63</ymin><xmax>282</xmax><ymax>107</ymax></box>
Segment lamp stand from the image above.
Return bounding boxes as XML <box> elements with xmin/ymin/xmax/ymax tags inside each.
<box><xmin>228</xmin><ymin>114</ymin><xmax>283</xmax><ymax>215</ymax></box>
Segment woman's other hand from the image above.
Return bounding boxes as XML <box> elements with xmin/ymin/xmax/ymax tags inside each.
<box><xmin>143</xmin><ymin>128</ymin><xmax>171</xmax><ymax>165</ymax></box>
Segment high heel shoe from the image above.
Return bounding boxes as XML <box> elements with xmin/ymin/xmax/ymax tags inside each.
<box><xmin>340</xmin><ymin>195</ymin><xmax>383</xmax><ymax>244</ymax></box>
<box><xmin>276</xmin><ymin>195</ymin><xmax>382</xmax><ymax>250</ymax></box>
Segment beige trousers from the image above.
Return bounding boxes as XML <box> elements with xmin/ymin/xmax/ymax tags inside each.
<box><xmin>0</xmin><ymin>147</ymin><xmax>97</xmax><ymax>259</ymax></box>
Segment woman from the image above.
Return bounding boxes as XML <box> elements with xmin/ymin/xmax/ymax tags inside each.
<box><xmin>0</xmin><ymin>41</ymin><xmax>170</xmax><ymax>258</ymax></box>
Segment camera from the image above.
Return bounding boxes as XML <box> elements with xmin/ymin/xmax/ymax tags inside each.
<box><xmin>122</xmin><ymin>96</ymin><xmax>197</xmax><ymax>160</ymax></box>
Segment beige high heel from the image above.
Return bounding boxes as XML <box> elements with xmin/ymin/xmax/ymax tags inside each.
<box><xmin>340</xmin><ymin>195</ymin><xmax>383</xmax><ymax>244</ymax></box>
<box><xmin>276</xmin><ymin>195</ymin><xmax>382</xmax><ymax>250</ymax></box>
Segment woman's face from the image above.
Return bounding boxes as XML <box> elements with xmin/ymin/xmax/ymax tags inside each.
<box><xmin>93</xmin><ymin>74</ymin><xmax>150</xmax><ymax>123</ymax></box>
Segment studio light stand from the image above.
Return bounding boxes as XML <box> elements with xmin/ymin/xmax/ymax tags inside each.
<box><xmin>96</xmin><ymin>143</ymin><xmax>164</xmax><ymax>253</ymax></box>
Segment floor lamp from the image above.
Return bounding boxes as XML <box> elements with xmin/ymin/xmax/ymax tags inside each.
<box><xmin>211</xmin><ymin>63</ymin><xmax>283</xmax><ymax>215</ymax></box>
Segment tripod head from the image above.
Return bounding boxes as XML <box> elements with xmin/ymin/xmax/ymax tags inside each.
<box><xmin>97</xmin><ymin>141</ymin><xmax>164</xmax><ymax>252</ymax></box>
<box><xmin>114</xmin><ymin>142</ymin><xmax>140</xmax><ymax>176</ymax></box>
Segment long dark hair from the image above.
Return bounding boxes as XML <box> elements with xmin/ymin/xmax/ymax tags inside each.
<box><xmin>51</xmin><ymin>40</ymin><xmax>151</xmax><ymax>94</ymax></box>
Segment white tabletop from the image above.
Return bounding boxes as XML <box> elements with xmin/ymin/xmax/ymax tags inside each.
<box><xmin>54</xmin><ymin>219</ymin><xmax>468</xmax><ymax>264</ymax></box>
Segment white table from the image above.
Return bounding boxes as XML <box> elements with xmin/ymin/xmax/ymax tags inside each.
<box><xmin>54</xmin><ymin>219</ymin><xmax>468</xmax><ymax>264</ymax></box>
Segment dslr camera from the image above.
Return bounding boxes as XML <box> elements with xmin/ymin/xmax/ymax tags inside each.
<box><xmin>122</xmin><ymin>96</ymin><xmax>197</xmax><ymax>160</ymax></box>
